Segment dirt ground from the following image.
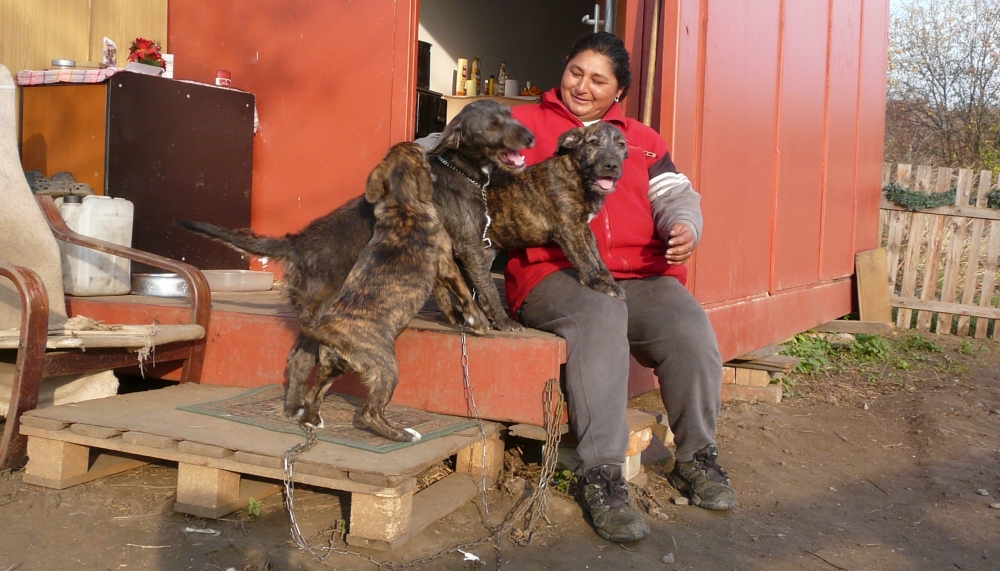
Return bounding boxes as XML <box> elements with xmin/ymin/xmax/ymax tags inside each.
<box><xmin>1</xmin><ymin>330</ymin><xmax>998</xmax><ymax>571</ymax></box>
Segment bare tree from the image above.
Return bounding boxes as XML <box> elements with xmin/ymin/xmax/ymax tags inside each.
<box><xmin>886</xmin><ymin>0</ymin><xmax>1000</xmax><ymax>168</ymax></box>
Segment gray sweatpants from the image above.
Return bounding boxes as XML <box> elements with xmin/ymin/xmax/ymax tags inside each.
<box><xmin>517</xmin><ymin>270</ymin><xmax>723</xmax><ymax>469</ymax></box>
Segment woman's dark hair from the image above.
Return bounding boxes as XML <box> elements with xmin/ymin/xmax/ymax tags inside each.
<box><xmin>566</xmin><ymin>32</ymin><xmax>633</xmax><ymax>99</ymax></box>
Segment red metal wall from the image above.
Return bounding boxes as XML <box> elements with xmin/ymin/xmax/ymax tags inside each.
<box><xmin>166</xmin><ymin>0</ymin><xmax>888</xmax><ymax>363</ymax></box>
<box><xmin>167</xmin><ymin>0</ymin><xmax>419</xmax><ymax>240</ymax></box>
<box><xmin>658</xmin><ymin>0</ymin><xmax>888</xmax><ymax>361</ymax></box>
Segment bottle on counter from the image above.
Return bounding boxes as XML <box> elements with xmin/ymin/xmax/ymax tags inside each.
<box><xmin>497</xmin><ymin>62</ymin><xmax>507</xmax><ymax>95</ymax></box>
<box><xmin>487</xmin><ymin>75</ymin><xmax>496</xmax><ymax>96</ymax></box>
<box><xmin>471</xmin><ymin>57</ymin><xmax>482</xmax><ymax>95</ymax></box>
<box><xmin>456</xmin><ymin>58</ymin><xmax>469</xmax><ymax>96</ymax></box>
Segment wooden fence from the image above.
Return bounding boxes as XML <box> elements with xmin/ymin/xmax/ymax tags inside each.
<box><xmin>880</xmin><ymin>163</ymin><xmax>1000</xmax><ymax>338</ymax></box>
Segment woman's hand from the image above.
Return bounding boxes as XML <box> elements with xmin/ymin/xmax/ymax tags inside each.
<box><xmin>666</xmin><ymin>223</ymin><xmax>697</xmax><ymax>265</ymax></box>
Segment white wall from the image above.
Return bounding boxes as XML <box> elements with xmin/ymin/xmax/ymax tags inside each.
<box><xmin>419</xmin><ymin>0</ymin><xmax>599</xmax><ymax>95</ymax></box>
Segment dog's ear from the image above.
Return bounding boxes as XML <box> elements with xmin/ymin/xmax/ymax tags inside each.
<box><xmin>417</xmin><ymin>168</ymin><xmax>435</xmax><ymax>202</ymax></box>
<box><xmin>364</xmin><ymin>159</ymin><xmax>390</xmax><ymax>203</ymax></box>
<box><xmin>432</xmin><ymin>120</ymin><xmax>462</xmax><ymax>152</ymax></box>
<box><xmin>555</xmin><ymin>127</ymin><xmax>585</xmax><ymax>155</ymax></box>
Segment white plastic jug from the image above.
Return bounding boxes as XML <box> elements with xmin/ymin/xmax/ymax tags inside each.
<box><xmin>57</xmin><ymin>195</ymin><xmax>134</xmax><ymax>296</ymax></box>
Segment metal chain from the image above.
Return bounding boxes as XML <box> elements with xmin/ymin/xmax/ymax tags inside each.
<box><xmin>461</xmin><ymin>329</ymin><xmax>491</xmax><ymax>524</ymax></box>
<box><xmin>435</xmin><ymin>155</ymin><xmax>492</xmax><ymax>248</ymax></box>
<box><xmin>280</xmin><ymin>352</ymin><xmax>564</xmax><ymax>570</ymax></box>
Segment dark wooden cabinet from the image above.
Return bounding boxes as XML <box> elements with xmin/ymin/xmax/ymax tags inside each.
<box><xmin>415</xmin><ymin>87</ymin><xmax>446</xmax><ymax>139</ymax></box>
<box><xmin>20</xmin><ymin>73</ymin><xmax>255</xmax><ymax>270</ymax></box>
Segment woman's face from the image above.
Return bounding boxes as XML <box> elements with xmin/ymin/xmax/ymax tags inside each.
<box><xmin>560</xmin><ymin>49</ymin><xmax>624</xmax><ymax>122</ymax></box>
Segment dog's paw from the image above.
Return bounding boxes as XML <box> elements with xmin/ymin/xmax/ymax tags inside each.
<box><xmin>286</xmin><ymin>406</ymin><xmax>306</xmax><ymax>421</ymax></box>
<box><xmin>589</xmin><ymin>279</ymin><xmax>627</xmax><ymax>301</ymax></box>
<box><xmin>492</xmin><ymin>315</ymin><xmax>525</xmax><ymax>332</ymax></box>
<box><xmin>609</xmin><ymin>283</ymin><xmax>627</xmax><ymax>300</ymax></box>
<box><xmin>301</xmin><ymin>412</ymin><xmax>325</xmax><ymax>430</ymax></box>
<box><xmin>464</xmin><ymin>312</ymin><xmax>490</xmax><ymax>335</ymax></box>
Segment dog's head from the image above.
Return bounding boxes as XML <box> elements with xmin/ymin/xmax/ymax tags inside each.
<box><xmin>555</xmin><ymin>122</ymin><xmax>628</xmax><ymax>196</ymax></box>
<box><xmin>431</xmin><ymin>100</ymin><xmax>535</xmax><ymax>172</ymax></box>
<box><xmin>365</xmin><ymin>142</ymin><xmax>435</xmax><ymax>205</ymax></box>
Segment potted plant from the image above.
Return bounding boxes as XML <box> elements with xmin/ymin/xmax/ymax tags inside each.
<box><xmin>125</xmin><ymin>38</ymin><xmax>166</xmax><ymax>75</ymax></box>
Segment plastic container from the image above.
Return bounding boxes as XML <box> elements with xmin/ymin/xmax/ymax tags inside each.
<box><xmin>57</xmin><ymin>195</ymin><xmax>134</xmax><ymax>296</ymax></box>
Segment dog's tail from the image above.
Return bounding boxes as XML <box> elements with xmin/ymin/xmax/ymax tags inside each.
<box><xmin>177</xmin><ymin>221</ymin><xmax>294</xmax><ymax>259</ymax></box>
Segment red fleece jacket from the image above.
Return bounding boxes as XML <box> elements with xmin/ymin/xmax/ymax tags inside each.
<box><xmin>503</xmin><ymin>89</ymin><xmax>688</xmax><ymax>315</ymax></box>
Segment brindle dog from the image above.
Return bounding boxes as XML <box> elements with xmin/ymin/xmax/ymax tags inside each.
<box><xmin>292</xmin><ymin>142</ymin><xmax>488</xmax><ymax>442</ymax></box>
<box><xmin>179</xmin><ymin>100</ymin><xmax>533</xmax><ymax>422</ymax></box>
<box><xmin>432</xmin><ymin>122</ymin><xmax>629</xmax><ymax>323</ymax></box>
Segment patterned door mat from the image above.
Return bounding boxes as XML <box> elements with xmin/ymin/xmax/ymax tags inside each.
<box><xmin>178</xmin><ymin>385</ymin><xmax>478</xmax><ymax>454</ymax></box>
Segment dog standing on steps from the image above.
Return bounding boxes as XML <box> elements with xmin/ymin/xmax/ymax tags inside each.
<box><xmin>289</xmin><ymin>143</ymin><xmax>488</xmax><ymax>442</ymax></box>
<box><xmin>432</xmin><ymin>122</ymin><xmax>630</xmax><ymax>326</ymax></box>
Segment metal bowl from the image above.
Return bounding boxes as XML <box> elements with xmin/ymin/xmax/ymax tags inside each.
<box><xmin>131</xmin><ymin>273</ymin><xmax>189</xmax><ymax>298</ymax></box>
<box><xmin>202</xmin><ymin>270</ymin><xmax>273</xmax><ymax>292</ymax></box>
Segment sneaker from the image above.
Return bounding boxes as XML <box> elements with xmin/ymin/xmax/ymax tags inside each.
<box><xmin>580</xmin><ymin>464</ymin><xmax>651</xmax><ymax>542</ymax></box>
<box><xmin>667</xmin><ymin>444</ymin><xmax>736</xmax><ymax>511</ymax></box>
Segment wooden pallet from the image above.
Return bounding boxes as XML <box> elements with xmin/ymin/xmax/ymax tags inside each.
<box><xmin>18</xmin><ymin>384</ymin><xmax>503</xmax><ymax>551</ymax></box>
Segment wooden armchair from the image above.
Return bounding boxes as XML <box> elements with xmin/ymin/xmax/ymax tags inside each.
<box><xmin>0</xmin><ymin>63</ymin><xmax>211</xmax><ymax>470</ymax></box>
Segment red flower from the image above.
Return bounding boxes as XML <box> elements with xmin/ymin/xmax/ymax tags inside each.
<box><xmin>128</xmin><ymin>37</ymin><xmax>166</xmax><ymax>69</ymax></box>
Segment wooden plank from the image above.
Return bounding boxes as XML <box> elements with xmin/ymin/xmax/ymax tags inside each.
<box><xmin>70</xmin><ymin>423</ymin><xmax>121</xmax><ymax>440</ymax></box>
<box><xmin>916</xmin><ymin>168</ymin><xmax>953</xmax><ymax>331</ymax></box>
<box><xmin>18</xmin><ymin>416</ymin><xmax>68</xmax><ymax>431</ymax></box>
<box><xmin>19</xmin><ymin>425</ymin><xmax>409</xmax><ymax>497</ymax></box>
<box><xmin>935</xmin><ymin>169</ymin><xmax>975</xmax><ymax>334</ymax></box>
<box><xmin>856</xmin><ymin>247</ymin><xmax>893</xmax><ymax>323</ymax></box>
<box><xmin>507</xmin><ymin>423</ymin><xmax>570</xmax><ymax>441</ymax></box>
<box><xmin>23</xmin><ymin>436</ymin><xmax>148</xmax><ymax>490</ymax></box>
<box><xmin>20</xmin><ymin>384</ymin><xmax>501</xmax><ymax>479</ymax></box>
<box><xmin>88</xmin><ymin>0</ymin><xmax>169</xmax><ymax>61</ymax></box>
<box><xmin>122</xmin><ymin>431</ymin><xmax>176</xmax><ymax>449</ymax></box>
<box><xmin>977</xmin><ymin>219</ymin><xmax>1000</xmax><ymax>338</ymax></box>
<box><xmin>20</xmin><ymin>84</ymin><xmax>109</xmax><ymax>196</ymax></box>
<box><xmin>884</xmin><ymin>208</ymin><xmax>908</xmax><ymax>293</ymax></box>
<box><xmin>178</xmin><ymin>441</ymin><xmax>234</xmax><ymax>459</ymax></box>
<box><xmin>885</xmin><ymin>164</ymin><xmax>917</xmax><ymax>295</ymax></box>
<box><xmin>895</xmin><ymin>164</ymin><xmax>930</xmax><ymax>328</ymax></box>
<box><xmin>0</xmin><ymin>0</ymin><xmax>91</xmax><ymax>74</ymax></box>
<box><xmin>891</xmin><ymin>296</ymin><xmax>1000</xmax><ymax>320</ymax></box>
<box><xmin>880</xmin><ymin>201</ymin><xmax>1000</xmax><ymax>222</ymax></box>
<box><xmin>732</xmin><ymin>344</ymin><xmax>788</xmax><ymax>361</ymax></box>
<box><xmin>726</xmin><ymin>354</ymin><xmax>800</xmax><ymax>372</ymax></box>
<box><xmin>957</xmin><ymin>170</ymin><xmax>992</xmax><ymax>335</ymax></box>
<box><xmin>813</xmin><ymin>320</ymin><xmax>894</xmax><ymax>335</ymax></box>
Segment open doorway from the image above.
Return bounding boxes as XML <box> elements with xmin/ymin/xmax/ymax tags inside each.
<box><xmin>415</xmin><ymin>0</ymin><xmax>667</xmax><ymax>138</ymax></box>
<box><xmin>415</xmin><ymin>0</ymin><xmax>624</xmax><ymax>137</ymax></box>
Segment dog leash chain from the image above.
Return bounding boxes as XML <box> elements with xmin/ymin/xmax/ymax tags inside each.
<box><xmin>461</xmin><ymin>329</ymin><xmax>492</xmax><ymax>524</ymax></box>
<box><xmin>435</xmin><ymin>155</ymin><xmax>493</xmax><ymax>249</ymax></box>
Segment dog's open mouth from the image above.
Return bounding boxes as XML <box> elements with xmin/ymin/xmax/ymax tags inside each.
<box><xmin>596</xmin><ymin>177</ymin><xmax>618</xmax><ymax>192</ymax></box>
<box><xmin>501</xmin><ymin>150</ymin><xmax>526</xmax><ymax>168</ymax></box>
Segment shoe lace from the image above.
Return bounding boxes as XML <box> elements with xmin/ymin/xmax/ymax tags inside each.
<box><xmin>606</xmin><ymin>476</ymin><xmax>630</xmax><ymax>506</ymax></box>
<box><xmin>586</xmin><ymin>465</ymin><xmax>630</xmax><ymax>509</ymax></box>
<box><xmin>693</xmin><ymin>445</ymin><xmax>730</xmax><ymax>484</ymax></box>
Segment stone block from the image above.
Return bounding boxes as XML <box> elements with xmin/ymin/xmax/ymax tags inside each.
<box><xmin>350</xmin><ymin>490</ymin><xmax>413</xmax><ymax>543</ymax></box>
<box><xmin>734</xmin><ymin>368</ymin><xmax>771</xmax><ymax>387</ymax></box>
<box><xmin>722</xmin><ymin>384</ymin><xmax>782</xmax><ymax>404</ymax></box>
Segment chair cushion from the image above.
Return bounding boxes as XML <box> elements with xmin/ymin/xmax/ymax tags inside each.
<box><xmin>0</xmin><ymin>63</ymin><xmax>68</xmax><ymax>330</ymax></box>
